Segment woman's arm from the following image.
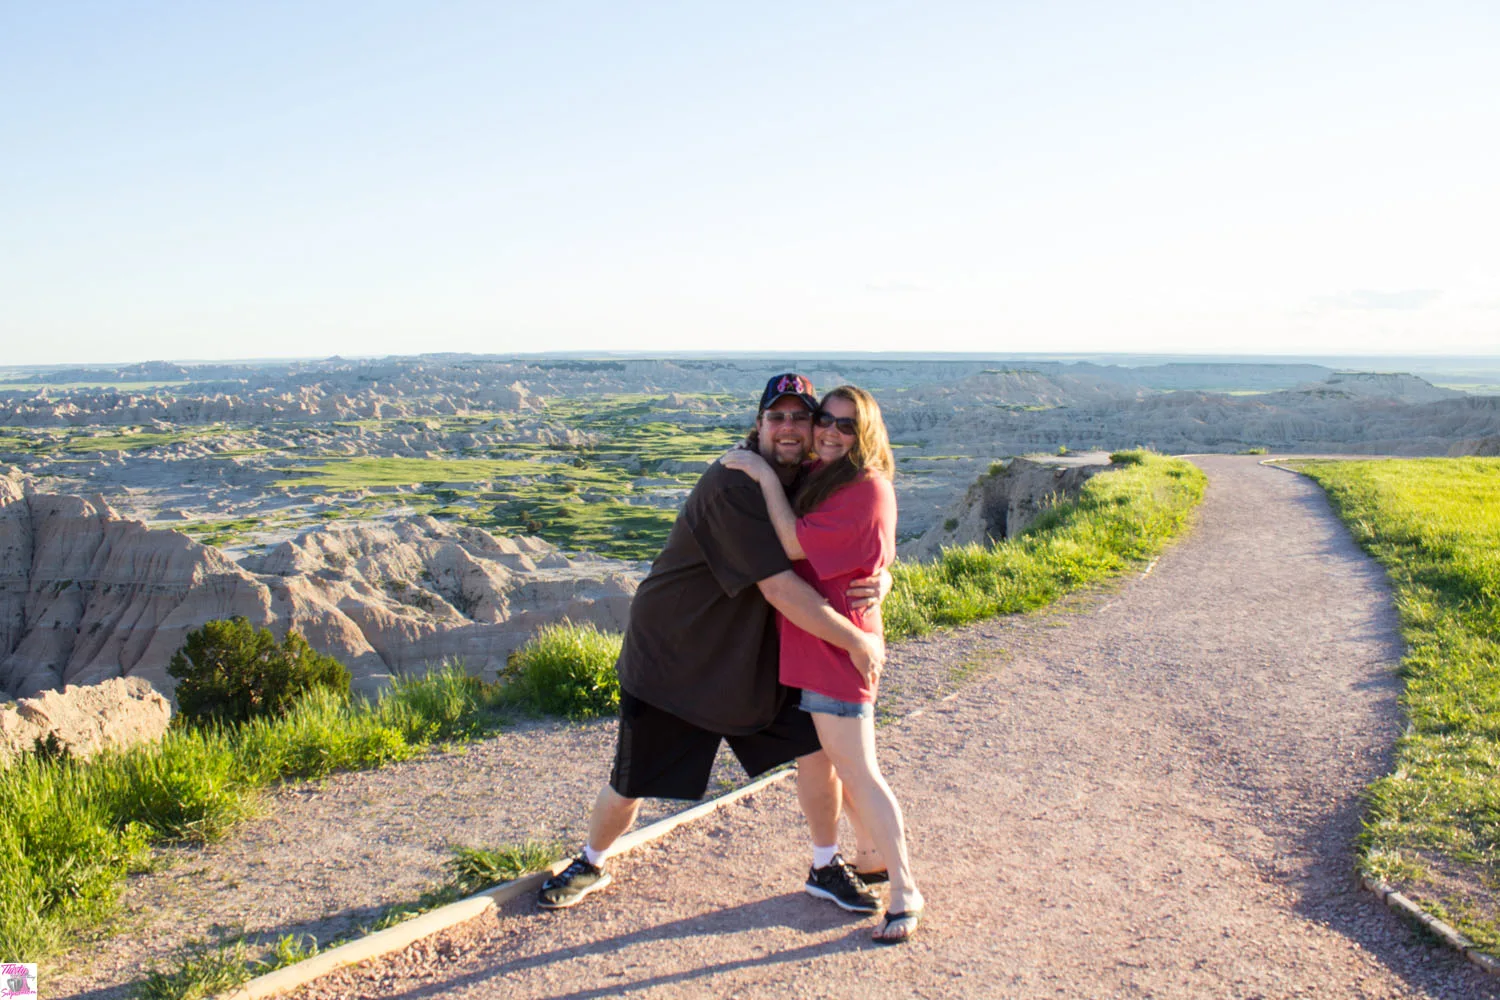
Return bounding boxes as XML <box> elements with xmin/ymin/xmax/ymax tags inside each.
<box><xmin>718</xmin><ymin>450</ymin><xmax>806</xmax><ymax>560</ymax></box>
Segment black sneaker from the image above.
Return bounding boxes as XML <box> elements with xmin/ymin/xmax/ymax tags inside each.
<box><xmin>537</xmin><ymin>855</ymin><xmax>612</xmax><ymax>910</ymax></box>
<box><xmin>805</xmin><ymin>854</ymin><xmax>880</xmax><ymax>913</ymax></box>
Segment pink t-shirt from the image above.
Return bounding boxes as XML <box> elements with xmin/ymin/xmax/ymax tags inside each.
<box><xmin>778</xmin><ymin>472</ymin><xmax>897</xmax><ymax>704</ymax></box>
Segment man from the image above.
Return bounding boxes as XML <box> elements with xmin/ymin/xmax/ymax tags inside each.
<box><xmin>538</xmin><ymin>373</ymin><xmax>887</xmax><ymax>912</ymax></box>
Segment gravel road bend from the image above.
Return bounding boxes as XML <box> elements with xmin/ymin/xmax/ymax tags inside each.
<box><xmin>291</xmin><ymin>455</ymin><xmax>1497</xmax><ymax>999</ymax></box>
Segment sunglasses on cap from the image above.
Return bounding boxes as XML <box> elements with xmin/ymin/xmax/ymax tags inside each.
<box><xmin>815</xmin><ymin>411</ymin><xmax>858</xmax><ymax>435</ymax></box>
<box><xmin>761</xmin><ymin>410</ymin><xmax>813</xmax><ymax>424</ymax></box>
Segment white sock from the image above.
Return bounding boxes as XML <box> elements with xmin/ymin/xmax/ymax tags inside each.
<box><xmin>812</xmin><ymin>844</ymin><xmax>840</xmax><ymax>869</ymax></box>
<box><xmin>583</xmin><ymin>844</ymin><xmax>606</xmax><ymax>868</ymax></box>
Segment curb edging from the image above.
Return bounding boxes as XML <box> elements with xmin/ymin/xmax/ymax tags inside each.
<box><xmin>219</xmin><ymin>766</ymin><xmax>797</xmax><ymax>999</ymax></box>
<box><xmin>1362</xmin><ymin>876</ymin><xmax>1500</xmax><ymax>977</ymax></box>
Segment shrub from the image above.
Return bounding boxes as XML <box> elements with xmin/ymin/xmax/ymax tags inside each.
<box><xmin>503</xmin><ymin>622</ymin><xmax>623</xmax><ymax>719</ymax></box>
<box><xmin>1108</xmin><ymin>449</ymin><xmax>1149</xmax><ymax>466</ymax></box>
<box><xmin>169</xmin><ymin>618</ymin><xmax>351</xmax><ymax>727</ymax></box>
<box><xmin>943</xmin><ymin>518</ymin><xmax>959</xmax><ymax>532</ymax></box>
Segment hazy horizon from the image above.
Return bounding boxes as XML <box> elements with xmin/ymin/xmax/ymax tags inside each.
<box><xmin>6</xmin><ymin>348</ymin><xmax>1500</xmax><ymax>383</ymax></box>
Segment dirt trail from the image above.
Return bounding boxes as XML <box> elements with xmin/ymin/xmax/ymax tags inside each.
<box><xmin>291</xmin><ymin>456</ymin><xmax>1497</xmax><ymax>999</ymax></box>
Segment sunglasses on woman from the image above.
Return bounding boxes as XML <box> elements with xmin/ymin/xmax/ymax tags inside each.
<box><xmin>814</xmin><ymin>411</ymin><xmax>858</xmax><ymax>435</ymax></box>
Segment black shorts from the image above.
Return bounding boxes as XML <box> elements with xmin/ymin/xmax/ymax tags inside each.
<box><xmin>609</xmin><ymin>688</ymin><xmax>823</xmax><ymax>801</ymax></box>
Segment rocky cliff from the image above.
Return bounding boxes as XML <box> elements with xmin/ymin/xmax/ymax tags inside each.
<box><xmin>899</xmin><ymin>454</ymin><xmax>1115</xmax><ymax>562</ymax></box>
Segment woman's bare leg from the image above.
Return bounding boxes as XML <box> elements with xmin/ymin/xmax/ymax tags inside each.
<box><xmin>810</xmin><ymin>713</ymin><xmax>923</xmax><ymax>916</ymax></box>
<box><xmin>796</xmin><ymin>750</ymin><xmax>880</xmax><ymax>867</ymax></box>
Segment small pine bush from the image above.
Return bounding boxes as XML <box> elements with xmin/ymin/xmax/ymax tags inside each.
<box><xmin>169</xmin><ymin>618</ymin><xmax>351</xmax><ymax>727</ymax></box>
<box><xmin>504</xmin><ymin>622</ymin><xmax>623</xmax><ymax>719</ymax></box>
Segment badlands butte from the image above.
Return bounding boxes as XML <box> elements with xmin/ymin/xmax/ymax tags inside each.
<box><xmin>2</xmin><ymin>353</ymin><xmax>1498</xmax><ymax>738</ymax></box>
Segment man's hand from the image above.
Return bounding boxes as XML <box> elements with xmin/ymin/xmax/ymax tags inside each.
<box><xmin>846</xmin><ymin>567</ymin><xmax>895</xmax><ymax>610</ymax></box>
<box><xmin>849</xmin><ymin>631</ymin><xmax>886</xmax><ymax>682</ymax></box>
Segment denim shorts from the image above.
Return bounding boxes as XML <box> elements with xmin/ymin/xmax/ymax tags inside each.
<box><xmin>799</xmin><ymin>689</ymin><xmax>874</xmax><ymax>719</ymax></box>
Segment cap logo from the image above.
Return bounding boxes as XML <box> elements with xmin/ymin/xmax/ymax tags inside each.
<box><xmin>775</xmin><ymin>375</ymin><xmax>809</xmax><ymax>394</ymax></box>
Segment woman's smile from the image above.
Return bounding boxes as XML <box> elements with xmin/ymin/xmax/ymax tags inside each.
<box><xmin>815</xmin><ymin>398</ymin><xmax>857</xmax><ymax>464</ymax></box>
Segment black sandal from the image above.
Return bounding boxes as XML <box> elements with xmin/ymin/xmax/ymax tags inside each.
<box><xmin>872</xmin><ymin>908</ymin><xmax>922</xmax><ymax>944</ymax></box>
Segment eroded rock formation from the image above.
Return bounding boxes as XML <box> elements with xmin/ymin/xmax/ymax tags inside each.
<box><xmin>0</xmin><ymin>474</ymin><xmax>640</xmax><ymax>700</ymax></box>
<box><xmin>0</xmin><ymin>676</ymin><xmax>171</xmax><ymax>764</ymax></box>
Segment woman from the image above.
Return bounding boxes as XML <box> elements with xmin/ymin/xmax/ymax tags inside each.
<box><xmin>720</xmin><ymin>385</ymin><xmax>923</xmax><ymax>944</ymax></box>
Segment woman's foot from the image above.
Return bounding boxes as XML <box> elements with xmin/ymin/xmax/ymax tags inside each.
<box><xmin>871</xmin><ymin>907</ymin><xmax>923</xmax><ymax>944</ymax></box>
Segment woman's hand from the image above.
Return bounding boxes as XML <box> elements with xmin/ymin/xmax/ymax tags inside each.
<box><xmin>719</xmin><ymin>448</ymin><xmax>776</xmax><ymax>485</ymax></box>
<box><xmin>848</xmin><ymin>631</ymin><xmax>886</xmax><ymax>682</ymax></box>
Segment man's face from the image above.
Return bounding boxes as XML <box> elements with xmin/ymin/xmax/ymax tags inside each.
<box><xmin>756</xmin><ymin>396</ymin><xmax>814</xmax><ymax>468</ymax></box>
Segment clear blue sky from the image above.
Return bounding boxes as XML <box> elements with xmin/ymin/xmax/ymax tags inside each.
<box><xmin>3</xmin><ymin>1</ymin><xmax>1497</xmax><ymax>365</ymax></box>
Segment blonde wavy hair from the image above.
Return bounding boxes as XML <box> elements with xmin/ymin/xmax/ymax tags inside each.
<box><xmin>792</xmin><ymin>385</ymin><xmax>895</xmax><ymax>516</ymax></box>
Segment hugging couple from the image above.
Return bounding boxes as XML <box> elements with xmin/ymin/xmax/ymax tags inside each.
<box><xmin>536</xmin><ymin>372</ymin><xmax>923</xmax><ymax>944</ymax></box>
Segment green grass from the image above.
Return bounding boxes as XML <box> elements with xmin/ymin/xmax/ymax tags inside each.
<box><xmin>136</xmin><ymin>937</ymin><xmax>259</xmax><ymax>1000</ymax></box>
<box><xmin>178</xmin><ymin>517</ymin><xmax>268</xmax><ymax>548</ymax></box>
<box><xmin>63</xmin><ymin>427</ymin><xmax>223</xmax><ymax>453</ymax></box>
<box><xmin>501</xmin><ymin>622</ymin><xmax>624</xmax><ymax>719</ymax></box>
<box><xmin>884</xmin><ymin>452</ymin><xmax>1206</xmax><ymax>640</ymax></box>
<box><xmin>0</xmin><ymin>666</ymin><xmax>509</xmax><ymax>960</ymax></box>
<box><xmin>1297</xmin><ymin>457</ymin><xmax>1500</xmax><ymax>955</ymax></box>
<box><xmin>274</xmin><ymin>456</ymin><xmax>547</xmax><ymax>488</ymax></box>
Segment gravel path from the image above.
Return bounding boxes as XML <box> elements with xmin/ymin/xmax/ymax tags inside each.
<box><xmin>287</xmin><ymin>456</ymin><xmax>1498</xmax><ymax>999</ymax></box>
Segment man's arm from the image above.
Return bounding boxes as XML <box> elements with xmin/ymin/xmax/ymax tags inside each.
<box><xmin>758</xmin><ymin>570</ymin><xmax>885</xmax><ymax>679</ymax></box>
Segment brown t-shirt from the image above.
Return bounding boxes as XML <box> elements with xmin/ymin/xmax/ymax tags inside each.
<box><xmin>615</xmin><ymin>462</ymin><xmax>795</xmax><ymax>734</ymax></box>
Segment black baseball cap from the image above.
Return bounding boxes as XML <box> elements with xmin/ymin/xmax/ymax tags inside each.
<box><xmin>758</xmin><ymin>372</ymin><xmax>818</xmax><ymax>413</ymax></box>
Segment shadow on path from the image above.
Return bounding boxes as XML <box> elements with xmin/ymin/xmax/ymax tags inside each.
<box><xmin>388</xmin><ymin>896</ymin><xmax>871</xmax><ymax>1000</ymax></box>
